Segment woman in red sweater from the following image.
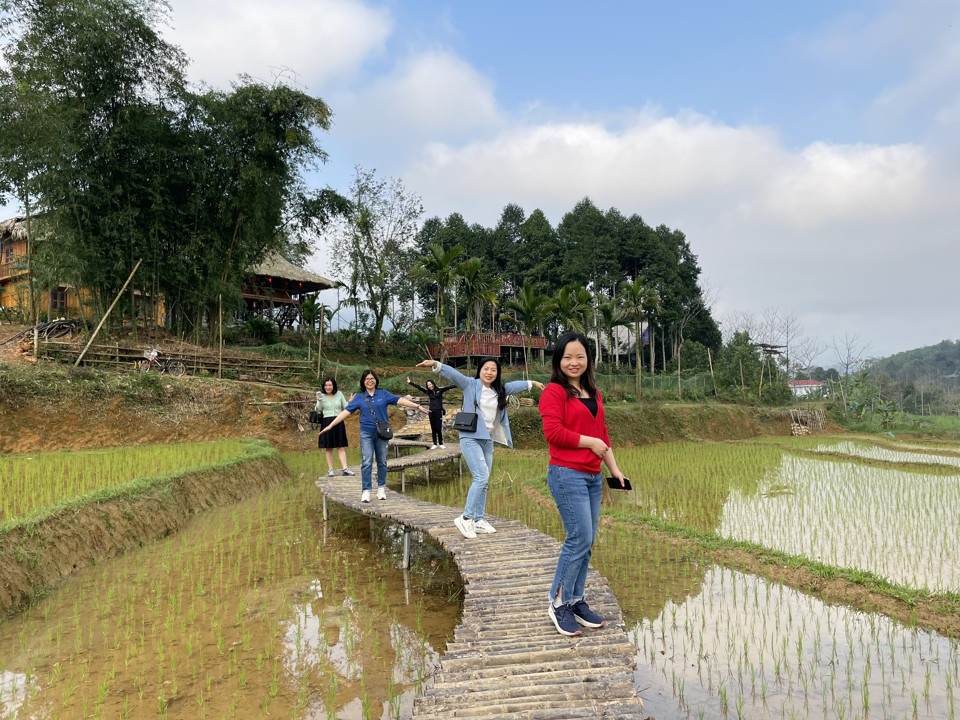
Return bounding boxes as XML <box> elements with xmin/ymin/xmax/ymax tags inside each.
<box><xmin>539</xmin><ymin>331</ymin><xmax>628</xmax><ymax>637</ymax></box>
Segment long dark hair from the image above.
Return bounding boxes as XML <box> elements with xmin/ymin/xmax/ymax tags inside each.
<box><xmin>359</xmin><ymin>369</ymin><xmax>379</xmax><ymax>393</ymax></box>
<box><xmin>550</xmin><ymin>332</ymin><xmax>597</xmax><ymax>399</ymax></box>
<box><xmin>425</xmin><ymin>379</ymin><xmax>437</xmax><ymax>393</ymax></box>
<box><xmin>476</xmin><ymin>356</ymin><xmax>507</xmax><ymax>410</ymax></box>
<box><xmin>321</xmin><ymin>376</ymin><xmax>339</xmax><ymax>395</ymax></box>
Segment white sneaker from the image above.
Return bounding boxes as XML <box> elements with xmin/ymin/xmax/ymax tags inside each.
<box><xmin>377</xmin><ymin>486</ymin><xmax>387</xmax><ymax>500</ymax></box>
<box><xmin>361</xmin><ymin>490</ymin><xmax>370</xmax><ymax>503</ymax></box>
<box><xmin>439</xmin><ymin>444</ymin><xmax>446</xmax><ymax>449</ymax></box>
<box><xmin>473</xmin><ymin>518</ymin><xmax>497</xmax><ymax>534</ymax></box>
<box><xmin>429</xmin><ymin>444</ymin><xmax>438</xmax><ymax>450</ymax></box>
<box><xmin>327</xmin><ymin>469</ymin><xmax>335</xmax><ymax>477</ymax></box>
<box><xmin>454</xmin><ymin>515</ymin><xmax>477</xmax><ymax>539</ymax></box>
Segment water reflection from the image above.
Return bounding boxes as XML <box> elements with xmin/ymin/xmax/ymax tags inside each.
<box><xmin>0</xmin><ymin>670</ymin><xmax>36</xmax><ymax>718</ymax></box>
<box><xmin>819</xmin><ymin>439</ymin><xmax>960</xmax><ymax>468</ymax></box>
<box><xmin>0</xmin><ymin>473</ymin><xmax>459</xmax><ymax>720</ymax></box>
<box><xmin>719</xmin><ymin>454</ymin><xmax>960</xmax><ymax>591</ymax></box>
<box><xmin>632</xmin><ymin>566</ymin><xmax>959</xmax><ymax>720</ymax></box>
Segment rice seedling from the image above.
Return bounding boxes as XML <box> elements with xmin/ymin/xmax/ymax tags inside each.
<box><xmin>0</xmin><ymin>440</ymin><xmax>268</xmax><ymax>524</ymax></box>
<box><xmin>412</xmin><ymin>442</ymin><xmax>960</xmax><ymax>720</ymax></box>
<box><xmin>0</xmin><ymin>450</ymin><xmax>457</xmax><ymax>719</ymax></box>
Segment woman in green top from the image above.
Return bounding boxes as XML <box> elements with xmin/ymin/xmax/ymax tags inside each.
<box><xmin>315</xmin><ymin>377</ymin><xmax>355</xmax><ymax>477</ymax></box>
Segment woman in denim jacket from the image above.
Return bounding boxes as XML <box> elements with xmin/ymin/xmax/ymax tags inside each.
<box><xmin>417</xmin><ymin>357</ymin><xmax>543</xmax><ymax>539</ymax></box>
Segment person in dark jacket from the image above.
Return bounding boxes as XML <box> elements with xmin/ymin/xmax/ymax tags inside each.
<box><xmin>406</xmin><ymin>376</ymin><xmax>456</xmax><ymax>448</ymax></box>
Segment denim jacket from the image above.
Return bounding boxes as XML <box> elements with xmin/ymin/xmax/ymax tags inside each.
<box><xmin>435</xmin><ymin>363</ymin><xmax>531</xmax><ymax>448</ymax></box>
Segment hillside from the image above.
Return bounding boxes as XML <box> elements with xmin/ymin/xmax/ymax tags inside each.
<box><xmin>1</xmin><ymin>322</ymin><xmax>798</xmax><ymax>454</ymax></box>
<box><xmin>871</xmin><ymin>339</ymin><xmax>960</xmax><ymax>380</ymax></box>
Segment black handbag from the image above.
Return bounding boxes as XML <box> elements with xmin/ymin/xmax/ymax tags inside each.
<box><xmin>309</xmin><ymin>410</ymin><xmax>322</xmax><ymax>424</ymax></box>
<box><xmin>375</xmin><ymin>420</ymin><xmax>394</xmax><ymax>440</ymax></box>
<box><xmin>453</xmin><ymin>411</ymin><xmax>478</xmax><ymax>432</ymax></box>
<box><xmin>364</xmin><ymin>395</ymin><xmax>394</xmax><ymax>440</ymax></box>
<box><xmin>452</xmin><ymin>397</ymin><xmax>478</xmax><ymax>432</ymax></box>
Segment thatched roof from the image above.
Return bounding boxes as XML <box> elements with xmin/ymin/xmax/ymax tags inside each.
<box><xmin>248</xmin><ymin>252</ymin><xmax>341</xmax><ymax>291</ymax></box>
<box><xmin>0</xmin><ymin>217</ymin><xmax>29</xmax><ymax>242</ymax></box>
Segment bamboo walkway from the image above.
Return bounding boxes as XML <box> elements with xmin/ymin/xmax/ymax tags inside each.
<box><xmin>316</xmin><ymin>443</ymin><xmax>644</xmax><ymax>719</ymax></box>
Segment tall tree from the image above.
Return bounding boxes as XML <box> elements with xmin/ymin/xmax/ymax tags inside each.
<box><xmin>413</xmin><ymin>241</ymin><xmax>464</xmax><ymax>332</ymax></box>
<box><xmin>551</xmin><ymin>285</ymin><xmax>593</xmax><ymax>337</ymax></box>
<box><xmin>558</xmin><ymin>197</ymin><xmax>620</xmax><ymax>291</ymax></box>
<box><xmin>620</xmin><ymin>275</ymin><xmax>658</xmax><ymax>397</ymax></box>
<box><xmin>0</xmin><ymin>0</ymin><xmax>344</xmax><ymax>337</ymax></box>
<box><xmin>501</xmin><ymin>281</ymin><xmax>555</xmax><ymax>378</ymax></box>
<box><xmin>328</xmin><ymin>167</ymin><xmax>423</xmax><ymax>350</ymax></box>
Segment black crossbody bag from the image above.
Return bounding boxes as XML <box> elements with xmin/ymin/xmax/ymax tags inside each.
<box><xmin>363</xmin><ymin>394</ymin><xmax>394</xmax><ymax>440</ymax></box>
<box><xmin>452</xmin><ymin>397</ymin><xmax>478</xmax><ymax>433</ymax></box>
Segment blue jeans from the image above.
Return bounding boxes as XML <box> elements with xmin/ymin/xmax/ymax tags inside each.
<box><xmin>359</xmin><ymin>431</ymin><xmax>389</xmax><ymax>491</ymax></box>
<box><xmin>459</xmin><ymin>436</ymin><xmax>494</xmax><ymax>520</ymax></box>
<box><xmin>547</xmin><ymin>465</ymin><xmax>603</xmax><ymax>604</ymax></box>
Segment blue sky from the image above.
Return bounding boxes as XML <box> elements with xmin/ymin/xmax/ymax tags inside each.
<box><xmin>15</xmin><ymin>0</ymin><xmax>960</xmax><ymax>361</ymax></box>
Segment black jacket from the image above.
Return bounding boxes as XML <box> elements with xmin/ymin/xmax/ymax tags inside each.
<box><xmin>408</xmin><ymin>380</ymin><xmax>456</xmax><ymax>412</ymax></box>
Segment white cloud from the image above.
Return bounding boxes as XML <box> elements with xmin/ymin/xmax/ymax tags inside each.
<box><xmin>397</xmin><ymin>110</ymin><xmax>958</xmax><ymax>357</ymax></box>
<box><xmin>331</xmin><ymin>48</ymin><xmax>504</xmax><ymax>165</ymax></box>
<box><xmin>165</xmin><ymin>0</ymin><xmax>392</xmax><ymax>91</ymax></box>
<box><xmin>805</xmin><ymin>0</ymin><xmax>960</xmax><ymax>133</ymax></box>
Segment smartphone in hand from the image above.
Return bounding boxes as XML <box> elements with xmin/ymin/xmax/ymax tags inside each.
<box><xmin>606</xmin><ymin>477</ymin><xmax>632</xmax><ymax>491</ymax></box>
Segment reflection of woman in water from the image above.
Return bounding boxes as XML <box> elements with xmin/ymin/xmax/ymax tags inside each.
<box><xmin>406</xmin><ymin>376</ymin><xmax>455</xmax><ymax>449</ymax></box>
<box><xmin>315</xmin><ymin>378</ymin><xmax>354</xmax><ymax>477</ymax></box>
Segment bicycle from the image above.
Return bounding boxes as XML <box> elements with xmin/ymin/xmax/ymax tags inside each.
<box><xmin>138</xmin><ymin>348</ymin><xmax>186</xmax><ymax>377</ymax></box>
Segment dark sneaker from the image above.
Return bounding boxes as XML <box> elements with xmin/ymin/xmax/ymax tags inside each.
<box><xmin>548</xmin><ymin>602</ymin><xmax>582</xmax><ymax>637</ymax></box>
<box><xmin>571</xmin><ymin>600</ymin><xmax>605</xmax><ymax>628</ymax></box>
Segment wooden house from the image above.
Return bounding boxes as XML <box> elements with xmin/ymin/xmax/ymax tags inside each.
<box><xmin>1</xmin><ymin>217</ymin><xmax>341</xmax><ymax>329</ymax></box>
<box><xmin>0</xmin><ymin>217</ymin><xmax>83</xmax><ymax>321</ymax></box>
<box><xmin>430</xmin><ymin>330</ymin><xmax>547</xmax><ymax>365</ymax></box>
<box><xmin>242</xmin><ymin>252</ymin><xmax>341</xmax><ymax>330</ymax></box>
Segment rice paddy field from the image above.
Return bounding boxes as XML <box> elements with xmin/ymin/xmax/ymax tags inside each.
<box><xmin>0</xmin><ymin>433</ymin><xmax>958</xmax><ymax>719</ymax></box>
<box><xmin>409</xmin><ymin>435</ymin><xmax>960</xmax><ymax>720</ymax></box>
<box><xmin>0</xmin><ymin>447</ymin><xmax>460</xmax><ymax>719</ymax></box>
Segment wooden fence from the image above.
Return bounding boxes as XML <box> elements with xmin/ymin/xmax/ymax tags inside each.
<box><xmin>38</xmin><ymin>341</ymin><xmax>317</xmax><ymax>380</ymax></box>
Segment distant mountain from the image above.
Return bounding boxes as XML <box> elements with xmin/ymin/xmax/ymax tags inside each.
<box><xmin>869</xmin><ymin>340</ymin><xmax>960</xmax><ymax>380</ymax></box>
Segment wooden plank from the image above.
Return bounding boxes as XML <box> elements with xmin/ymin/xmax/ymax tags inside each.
<box><xmin>316</xmin><ymin>450</ymin><xmax>644</xmax><ymax>719</ymax></box>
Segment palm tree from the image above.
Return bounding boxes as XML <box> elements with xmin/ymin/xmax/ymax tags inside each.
<box><xmin>620</xmin><ymin>276</ymin><xmax>659</xmax><ymax>398</ymax></box>
<box><xmin>552</xmin><ymin>285</ymin><xmax>593</xmax><ymax>336</ymax></box>
<box><xmin>595</xmin><ymin>295</ymin><xmax>628</xmax><ymax>369</ymax></box>
<box><xmin>502</xmin><ymin>282</ymin><xmax>556</xmax><ymax>378</ymax></box>
<box><xmin>456</xmin><ymin>257</ymin><xmax>503</xmax><ymax>366</ymax></box>
<box><xmin>413</xmin><ymin>242</ymin><xmax>464</xmax><ymax>330</ymax></box>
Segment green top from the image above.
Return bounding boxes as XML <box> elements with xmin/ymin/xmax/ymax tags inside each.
<box><xmin>314</xmin><ymin>391</ymin><xmax>347</xmax><ymax>417</ymax></box>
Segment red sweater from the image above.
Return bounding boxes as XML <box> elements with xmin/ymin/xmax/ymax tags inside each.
<box><xmin>538</xmin><ymin>382</ymin><xmax>611</xmax><ymax>474</ymax></box>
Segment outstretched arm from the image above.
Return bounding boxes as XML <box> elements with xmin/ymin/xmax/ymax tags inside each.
<box><xmin>407</xmin><ymin>378</ymin><xmax>428</xmax><ymax>394</ymax></box>
<box><xmin>416</xmin><ymin>359</ymin><xmax>470</xmax><ymax>390</ymax></box>
<box><xmin>504</xmin><ymin>379</ymin><xmax>545</xmax><ymax>395</ymax></box>
<box><xmin>398</xmin><ymin>396</ymin><xmax>428</xmax><ymax>413</ymax></box>
<box><xmin>318</xmin><ymin>409</ymin><xmax>351</xmax><ymax>434</ymax></box>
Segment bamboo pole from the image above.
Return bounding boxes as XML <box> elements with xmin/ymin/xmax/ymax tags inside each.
<box><xmin>218</xmin><ymin>294</ymin><xmax>223</xmax><ymax>379</ymax></box>
<box><xmin>75</xmin><ymin>258</ymin><xmax>142</xmax><ymax>367</ymax></box>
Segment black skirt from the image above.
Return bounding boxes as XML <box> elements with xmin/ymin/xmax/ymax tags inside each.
<box><xmin>318</xmin><ymin>417</ymin><xmax>348</xmax><ymax>449</ymax></box>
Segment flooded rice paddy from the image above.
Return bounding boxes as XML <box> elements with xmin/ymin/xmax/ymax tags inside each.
<box><xmin>0</xmin><ymin>451</ymin><xmax>460</xmax><ymax>719</ymax></box>
<box><xmin>412</xmin><ymin>438</ymin><xmax>960</xmax><ymax>720</ymax></box>
<box><xmin>1</xmin><ymin>434</ymin><xmax>958</xmax><ymax>719</ymax></box>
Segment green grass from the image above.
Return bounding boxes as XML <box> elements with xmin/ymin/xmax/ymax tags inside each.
<box><xmin>0</xmin><ymin>440</ymin><xmax>272</xmax><ymax>527</ymax></box>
